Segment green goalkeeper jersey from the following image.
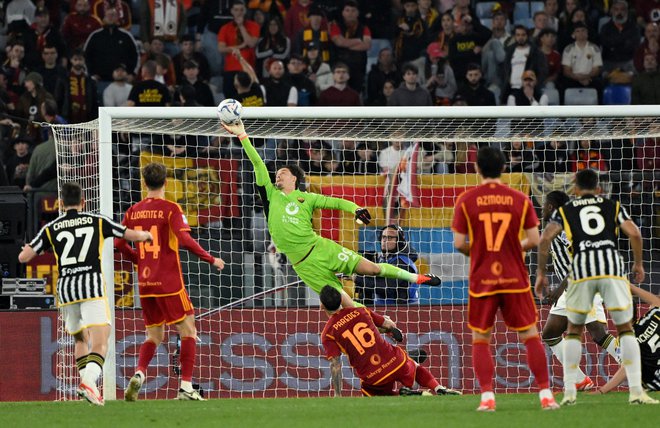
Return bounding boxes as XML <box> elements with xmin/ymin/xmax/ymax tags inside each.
<box><xmin>240</xmin><ymin>135</ymin><xmax>359</xmax><ymax>263</ymax></box>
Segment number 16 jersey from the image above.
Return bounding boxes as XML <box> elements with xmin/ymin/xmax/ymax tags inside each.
<box><xmin>452</xmin><ymin>183</ymin><xmax>539</xmax><ymax>297</ymax></box>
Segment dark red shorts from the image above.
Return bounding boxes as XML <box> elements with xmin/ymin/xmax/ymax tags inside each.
<box><xmin>361</xmin><ymin>358</ymin><xmax>417</xmax><ymax>396</ymax></box>
<box><xmin>468</xmin><ymin>290</ymin><xmax>538</xmax><ymax>333</ymax></box>
<box><xmin>141</xmin><ymin>289</ymin><xmax>194</xmax><ymax>327</ymax></box>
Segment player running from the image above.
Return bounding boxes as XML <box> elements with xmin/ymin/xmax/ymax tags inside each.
<box><xmin>539</xmin><ymin>191</ymin><xmax>620</xmax><ymax>391</ymax></box>
<box><xmin>221</xmin><ymin>120</ymin><xmax>440</xmax><ymax>312</ymax></box>
<box><xmin>319</xmin><ymin>285</ymin><xmax>461</xmax><ymax>396</ymax></box>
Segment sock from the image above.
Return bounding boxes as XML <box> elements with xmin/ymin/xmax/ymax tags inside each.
<box><xmin>179</xmin><ymin>336</ymin><xmax>196</xmax><ymax>385</ymax></box>
<box><xmin>562</xmin><ymin>335</ymin><xmax>582</xmax><ymax>396</ymax></box>
<box><xmin>414</xmin><ymin>365</ymin><xmax>440</xmax><ymax>391</ymax></box>
<box><xmin>181</xmin><ymin>380</ymin><xmax>193</xmax><ymax>392</ymax></box>
<box><xmin>376</xmin><ymin>263</ymin><xmax>416</xmax><ymax>282</ymax></box>
<box><xmin>599</xmin><ymin>334</ymin><xmax>621</xmax><ymax>362</ymax></box>
<box><xmin>76</xmin><ymin>355</ymin><xmax>88</xmax><ymax>378</ymax></box>
<box><xmin>481</xmin><ymin>391</ymin><xmax>495</xmax><ymax>402</ymax></box>
<box><xmin>82</xmin><ymin>353</ymin><xmax>104</xmax><ymax>386</ymax></box>
<box><xmin>137</xmin><ymin>339</ymin><xmax>158</xmax><ymax>374</ymax></box>
<box><xmin>619</xmin><ymin>332</ymin><xmax>643</xmax><ymax>395</ymax></box>
<box><xmin>523</xmin><ymin>336</ymin><xmax>550</xmax><ymax>390</ymax></box>
<box><xmin>550</xmin><ymin>338</ymin><xmax>587</xmax><ymax>382</ymax></box>
<box><xmin>472</xmin><ymin>341</ymin><xmax>494</xmax><ymax>392</ymax></box>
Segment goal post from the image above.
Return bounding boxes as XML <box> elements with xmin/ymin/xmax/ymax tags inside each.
<box><xmin>49</xmin><ymin>105</ymin><xmax>660</xmax><ymax>400</ymax></box>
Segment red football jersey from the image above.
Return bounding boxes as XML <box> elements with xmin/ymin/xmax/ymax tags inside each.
<box><xmin>452</xmin><ymin>182</ymin><xmax>539</xmax><ymax>297</ymax></box>
<box><xmin>322</xmin><ymin>307</ymin><xmax>407</xmax><ymax>386</ymax></box>
<box><xmin>122</xmin><ymin>198</ymin><xmax>191</xmax><ymax>297</ymax></box>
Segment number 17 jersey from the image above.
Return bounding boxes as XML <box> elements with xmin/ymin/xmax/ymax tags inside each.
<box><xmin>452</xmin><ymin>182</ymin><xmax>539</xmax><ymax>297</ymax></box>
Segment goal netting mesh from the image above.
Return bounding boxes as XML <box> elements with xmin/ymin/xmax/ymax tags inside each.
<box><xmin>50</xmin><ymin>106</ymin><xmax>659</xmax><ymax>400</ymax></box>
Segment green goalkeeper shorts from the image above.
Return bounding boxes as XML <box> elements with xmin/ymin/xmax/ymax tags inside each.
<box><xmin>292</xmin><ymin>237</ymin><xmax>362</xmax><ymax>295</ymax></box>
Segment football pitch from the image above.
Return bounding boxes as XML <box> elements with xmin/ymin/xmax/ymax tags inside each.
<box><xmin>1</xmin><ymin>392</ymin><xmax>656</xmax><ymax>428</ymax></box>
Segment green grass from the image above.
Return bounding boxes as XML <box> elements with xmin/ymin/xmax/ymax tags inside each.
<box><xmin>0</xmin><ymin>392</ymin><xmax>657</xmax><ymax>428</ymax></box>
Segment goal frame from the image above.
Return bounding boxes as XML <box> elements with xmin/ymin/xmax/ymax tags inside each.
<box><xmin>95</xmin><ymin>104</ymin><xmax>660</xmax><ymax>400</ymax></box>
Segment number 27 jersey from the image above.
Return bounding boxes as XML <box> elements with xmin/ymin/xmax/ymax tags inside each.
<box><xmin>452</xmin><ymin>183</ymin><xmax>539</xmax><ymax>297</ymax></box>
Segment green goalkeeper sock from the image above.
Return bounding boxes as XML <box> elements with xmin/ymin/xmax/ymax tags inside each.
<box><xmin>377</xmin><ymin>263</ymin><xmax>417</xmax><ymax>282</ymax></box>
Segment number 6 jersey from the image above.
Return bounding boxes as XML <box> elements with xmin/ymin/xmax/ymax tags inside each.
<box><xmin>29</xmin><ymin>209</ymin><xmax>127</xmax><ymax>305</ymax></box>
<box><xmin>549</xmin><ymin>194</ymin><xmax>630</xmax><ymax>282</ymax></box>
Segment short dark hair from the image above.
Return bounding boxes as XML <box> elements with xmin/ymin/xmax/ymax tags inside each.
<box><xmin>42</xmin><ymin>98</ymin><xmax>58</xmax><ymax>116</ymax></box>
<box><xmin>142</xmin><ymin>60</ymin><xmax>158</xmax><ymax>78</ymax></box>
<box><xmin>575</xmin><ymin>169</ymin><xmax>599</xmax><ymax>191</ymax></box>
<box><xmin>142</xmin><ymin>162</ymin><xmax>167</xmax><ymax>190</ymax></box>
<box><xmin>235</xmin><ymin>71</ymin><xmax>251</xmax><ymax>88</ymax></box>
<box><xmin>466</xmin><ymin>62</ymin><xmax>481</xmax><ymax>72</ymax></box>
<box><xmin>477</xmin><ymin>146</ymin><xmax>505</xmax><ymax>178</ymax></box>
<box><xmin>546</xmin><ymin>190</ymin><xmax>570</xmax><ymax>210</ymax></box>
<box><xmin>320</xmin><ymin>285</ymin><xmax>342</xmax><ymax>311</ymax></box>
<box><xmin>61</xmin><ymin>182</ymin><xmax>83</xmax><ymax>207</ymax></box>
<box><xmin>402</xmin><ymin>62</ymin><xmax>419</xmax><ymax>74</ymax></box>
<box><xmin>282</xmin><ymin>163</ymin><xmax>306</xmax><ymax>190</ymax></box>
<box><xmin>332</xmin><ymin>62</ymin><xmax>350</xmax><ymax>73</ymax></box>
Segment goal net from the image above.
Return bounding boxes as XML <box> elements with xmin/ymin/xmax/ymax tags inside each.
<box><xmin>50</xmin><ymin>106</ymin><xmax>660</xmax><ymax>400</ymax></box>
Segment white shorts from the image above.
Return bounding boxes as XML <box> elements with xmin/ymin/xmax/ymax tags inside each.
<box><xmin>61</xmin><ymin>299</ymin><xmax>111</xmax><ymax>334</ymax></box>
<box><xmin>550</xmin><ymin>291</ymin><xmax>606</xmax><ymax>324</ymax></box>
<box><xmin>565</xmin><ymin>277</ymin><xmax>633</xmax><ymax>326</ymax></box>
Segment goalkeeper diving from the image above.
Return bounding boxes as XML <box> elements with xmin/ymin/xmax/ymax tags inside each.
<box><xmin>222</xmin><ymin>120</ymin><xmax>441</xmax><ymax>311</ymax></box>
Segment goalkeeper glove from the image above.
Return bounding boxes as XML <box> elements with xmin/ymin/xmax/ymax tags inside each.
<box><xmin>221</xmin><ymin>119</ymin><xmax>246</xmax><ymax>137</ymax></box>
<box><xmin>355</xmin><ymin>208</ymin><xmax>371</xmax><ymax>225</ymax></box>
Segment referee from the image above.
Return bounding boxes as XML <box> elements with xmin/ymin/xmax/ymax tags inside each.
<box><xmin>19</xmin><ymin>182</ymin><xmax>152</xmax><ymax>406</ymax></box>
<box><xmin>535</xmin><ymin>169</ymin><xmax>658</xmax><ymax>406</ymax></box>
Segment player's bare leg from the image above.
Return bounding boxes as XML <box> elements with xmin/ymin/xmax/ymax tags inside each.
<box><xmin>542</xmin><ymin>314</ymin><xmax>592</xmax><ymax>390</ymax></box>
<box><xmin>472</xmin><ymin>330</ymin><xmax>496</xmax><ymax>411</ymax></box>
<box><xmin>519</xmin><ymin>326</ymin><xmax>559</xmax><ymax>410</ymax></box>
<box><xmin>174</xmin><ymin>316</ymin><xmax>205</xmax><ymax>401</ymax></box>
<box><xmin>125</xmin><ymin>325</ymin><xmax>165</xmax><ymax>401</ymax></box>
<box><xmin>354</xmin><ymin>258</ymin><xmax>441</xmax><ymax>287</ymax></box>
<box><xmin>78</xmin><ymin>324</ymin><xmax>110</xmax><ymax>406</ymax></box>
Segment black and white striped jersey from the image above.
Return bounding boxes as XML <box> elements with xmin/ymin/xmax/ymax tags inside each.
<box><xmin>549</xmin><ymin>194</ymin><xmax>631</xmax><ymax>282</ymax></box>
<box><xmin>635</xmin><ymin>307</ymin><xmax>660</xmax><ymax>391</ymax></box>
<box><xmin>550</xmin><ymin>231</ymin><xmax>572</xmax><ymax>281</ymax></box>
<box><xmin>29</xmin><ymin>209</ymin><xmax>126</xmax><ymax>305</ymax></box>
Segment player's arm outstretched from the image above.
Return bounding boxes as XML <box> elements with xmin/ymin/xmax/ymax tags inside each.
<box><xmin>535</xmin><ymin>221</ymin><xmax>563</xmax><ymax>299</ymax></box>
<box><xmin>222</xmin><ymin>120</ymin><xmax>270</xmax><ymax>187</ymax></box>
<box><xmin>311</xmin><ymin>193</ymin><xmax>372</xmax><ymax>225</ymax></box>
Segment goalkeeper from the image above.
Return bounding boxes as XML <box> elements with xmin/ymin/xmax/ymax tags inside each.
<box><xmin>222</xmin><ymin>120</ymin><xmax>441</xmax><ymax>311</ymax></box>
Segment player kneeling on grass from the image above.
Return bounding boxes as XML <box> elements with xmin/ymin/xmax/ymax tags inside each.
<box><xmin>18</xmin><ymin>182</ymin><xmax>153</xmax><ymax>406</ymax></box>
<box><xmin>319</xmin><ymin>285</ymin><xmax>461</xmax><ymax>397</ymax></box>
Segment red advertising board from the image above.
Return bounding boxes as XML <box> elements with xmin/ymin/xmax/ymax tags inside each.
<box><xmin>0</xmin><ymin>306</ymin><xmax>626</xmax><ymax>401</ymax></box>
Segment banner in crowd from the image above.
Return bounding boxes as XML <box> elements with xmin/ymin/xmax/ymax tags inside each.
<box><xmin>0</xmin><ymin>306</ymin><xmax>625</xmax><ymax>401</ymax></box>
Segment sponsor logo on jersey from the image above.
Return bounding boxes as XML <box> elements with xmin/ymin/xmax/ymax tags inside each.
<box><xmin>578</xmin><ymin>239</ymin><xmax>616</xmax><ymax>251</ymax></box>
<box><xmin>61</xmin><ymin>265</ymin><xmax>93</xmax><ymax>276</ymax></box>
<box><xmin>285</xmin><ymin>202</ymin><xmax>300</xmax><ymax>216</ymax></box>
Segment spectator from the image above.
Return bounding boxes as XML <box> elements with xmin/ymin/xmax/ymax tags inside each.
<box><xmin>378</xmin><ymin>140</ymin><xmax>404</xmax><ymax>174</ymax></box>
<box><xmin>235</xmin><ymin>54</ymin><xmax>266</xmax><ymax>107</ymax></box>
<box><xmin>388</xmin><ymin>62</ymin><xmax>432</xmax><ymax>106</ymax></box>
<box><xmin>61</xmin><ymin>0</ymin><xmax>103</xmax><ymax>54</ymax></box>
<box><xmin>418</xmin><ymin>0</ymin><xmax>442</xmax><ymax>40</ymax></box>
<box><xmin>283</xmin><ymin>0</ymin><xmax>312</xmax><ymax>40</ymax></box>
<box><xmin>531</xmin><ymin>11</ymin><xmax>550</xmax><ymax>42</ymax></box>
<box><xmin>558</xmin><ymin>7</ymin><xmax>589</xmax><ymax>52</ymax></box>
<box><xmin>570</xmin><ymin>139</ymin><xmax>608</xmax><ymax>172</ymax></box>
<box><xmin>126</xmin><ymin>61</ymin><xmax>171</xmax><ymax>107</ymax></box>
<box><xmin>92</xmin><ymin>0</ymin><xmax>132</xmax><ymax>31</ymax></box>
<box><xmin>366</xmin><ymin>47</ymin><xmax>401</xmax><ymax>106</ymax></box>
<box><xmin>195</xmin><ymin>0</ymin><xmax>231</xmax><ymax>80</ymax></box>
<box><xmin>633</xmin><ymin>22</ymin><xmax>660</xmax><ymax>74</ymax></box>
<box><xmin>179</xmin><ymin>60</ymin><xmax>215</xmax><ymax>107</ymax></box>
<box><xmin>317</xmin><ymin>62</ymin><xmax>361</xmax><ymax>106</ymax></box>
<box><xmin>261</xmin><ymin>59</ymin><xmax>297</xmax><ymax>106</ymax></box>
<box><xmin>637</xmin><ymin>130</ymin><xmax>660</xmax><ymax>190</ymax></box>
<box><xmin>287</xmin><ymin>54</ymin><xmax>316</xmax><ymax>106</ymax></box>
<box><xmin>369</xmin><ymin>79</ymin><xmax>396</xmax><ymax>106</ymax></box>
<box><xmin>453</xmin><ymin>141</ymin><xmax>477</xmax><ymax>173</ymax></box>
<box><xmin>217</xmin><ymin>0</ymin><xmax>260</xmax><ymax>99</ymax></box>
<box><xmin>103</xmin><ymin>63</ymin><xmax>132</xmax><ymax>107</ymax></box>
<box><xmin>360</xmin><ymin>0</ymin><xmax>397</xmax><ymax>57</ymax></box>
<box><xmin>355</xmin><ymin>225</ymin><xmax>420</xmax><ymax>305</ymax></box>
<box><xmin>84</xmin><ymin>6</ymin><xmax>140</xmax><ymax>97</ymax></box>
<box><xmin>4</xmin><ymin>136</ymin><xmax>32</xmax><ymax>188</ymax></box>
<box><xmin>506</xmin><ymin>140</ymin><xmax>538</xmax><ymax>172</ymax></box>
<box><xmin>329</xmin><ymin>0</ymin><xmax>372</xmax><ymax>93</ymax></box>
<box><xmin>425</xmin><ymin>43</ymin><xmax>457</xmax><ymax>106</ymax></box>
<box><xmin>34</xmin><ymin>45</ymin><xmax>67</xmax><ymax>108</ymax></box>
<box><xmin>5</xmin><ymin>0</ymin><xmax>36</xmax><ymax>30</ymax></box>
<box><xmin>632</xmin><ymin>53</ymin><xmax>660</xmax><ymax>104</ymax></box>
<box><xmin>141</xmin><ymin>38</ymin><xmax>177</xmax><ymax>88</ymax></box>
<box><xmin>507</xmin><ymin>70</ymin><xmax>548</xmax><ymax>105</ymax></box>
<box><xmin>456</xmin><ymin>63</ymin><xmax>496</xmax><ymax>106</ymax></box>
<box><xmin>393</xmin><ymin>0</ymin><xmax>428</xmax><ymax>68</ymax></box>
<box><xmin>139</xmin><ymin>0</ymin><xmax>186</xmax><ymax>56</ymax></box>
<box><xmin>448</xmin><ymin>14</ymin><xmax>486</xmax><ymax>85</ymax></box>
<box><xmin>302</xmin><ymin>140</ymin><xmax>339</xmax><ymax>175</ymax></box>
<box><xmin>538</xmin><ymin>28</ymin><xmax>561</xmax><ymax>89</ymax></box>
<box><xmin>561</xmin><ymin>22</ymin><xmax>603</xmax><ymax>97</ymax></box>
<box><xmin>544</xmin><ymin>0</ymin><xmax>560</xmax><ymax>31</ymax></box>
<box><xmin>256</xmin><ymin>17</ymin><xmax>291</xmax><ymax>79</ymax></box>
<box><xmin>635</xmin><ymin>0</ymin><xmax>660</xmax><ymax>26</ymax></box>
<box><xmin>15</xmin><ymin>72</ymin><xmax>55</xmax><ymax>142</ymax></box>
<box><xmin>599</xmin><ymin>0</ymin><xmax>639</xmax><ymax>79</ymax></box>
<box><xmin>303</xmin><ymin>41</ymin><xmax>333</xmax><ymax>95</ymax></box>
<box><xmin>62</xmin><ymin>50</ymin><xmax>98</xmax><ymax>123</ymax></box>
<box><xmin>336</xmin><ymin>139</ymin><xmax>358</xmax><ymax>174</ymax></box>
<box><xmin>2</xmin><ymin>40</ymin><xmax>28</xmax><ymax>107</ymax></box>
<box><xmin>537</xmin><ymin>139</ymin><xmax>569</xmax><ymax>173</ymax></box>
<box><xmin>173</xmin><ymin>34</ymin><xmax>211</xmax><ymax>84</ymax></box>
<box><xmin>504</xmin><ymin>25</ymin><xmax>548</xmax><ymax>99</ymax></box>
<box><xmin>296</xmin><ymin>6</ymin><xmax>331</xmax><ymax>62</ymax></box>
<box><xmin>354</xmin><ymin>142</ymin><xmax>379</xmax><ymax>174</ymax></box>
<box><xmin>24</xmin><ymin>120</ymin><xmax>57</xmax><ymax>192</ymax></box>
<box><xmin>25</xmin><ymin>8</ymin><xmax>67</xmax><ymax>69</ymax></box>
<box><xmin>432</xmin><ymin>12</ymin><xmax>455</xmax><ymax>57</ymax></box>
<box><xmin>481</xmin><ymin>10</ymin><xmax>512</xmax><ymax>99</ymax></box>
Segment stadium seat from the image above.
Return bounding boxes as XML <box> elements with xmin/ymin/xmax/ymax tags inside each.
<box><xmin>543</xmin><ymin>87</ymin><xmax>560</xmax><ymax>105</ymax></box>
<box><xmin>514</xmin><ymin>17</ymin><xmax>534</xmax><ymax>29</ymax></box>
<box><xmin>475</xmin><ymin>2</ymin><xmax>498</xmax><ymax>19</ymax></box>
<box><xmin>564</xmin><ymin>87</ymin><xmax>599</xmax><ymax>105</ymax></box>
<box><xmin>480</xmin><ymin>18</ymin><xmax>493</xmax><ymax>30</ymax></box>
<box><xmin>530</xmin><ymin>2</ymin><xmax>545</xmax><ymax>15</ymax></box>
<box><xmin>514</xmin><ymin>2</ymin><xmax>531</xmax><ymax>21</ymax></box>
<box><xmin>603</xmin><ymin>84</ymin><xmax>632</xmax><ymax>105</ymax></box>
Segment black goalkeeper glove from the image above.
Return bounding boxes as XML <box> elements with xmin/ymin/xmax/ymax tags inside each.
<box><xmin>355</xmin><ymin>208</ymin><xmax>371</xmax><ymax>225</ymax></box>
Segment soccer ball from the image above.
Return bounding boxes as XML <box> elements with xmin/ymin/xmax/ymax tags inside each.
<box><xmin>217</xmin><ymin>98</ymin><xmax>243</xmax><ymax>125</ymax></box>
